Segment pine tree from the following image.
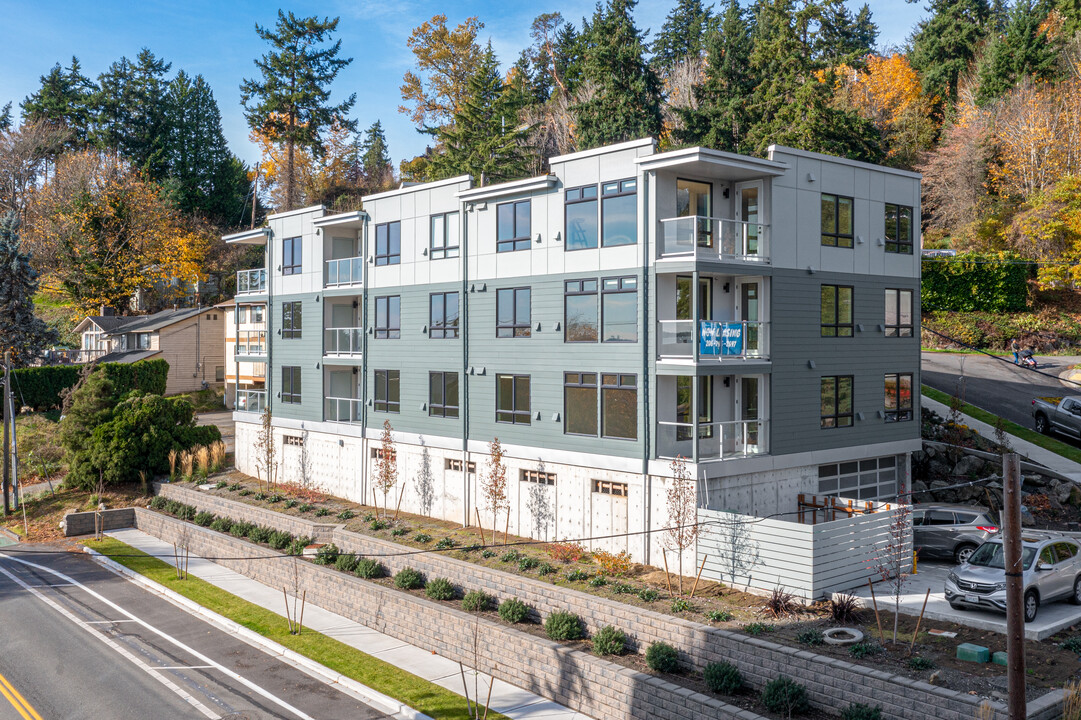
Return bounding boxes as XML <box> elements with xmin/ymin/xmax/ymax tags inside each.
<box><xmin>817</xmin><ymin>1</ymin><xmax>878</xmax><ymax>67</ymax></box>
<box><xmin>976</xmin><ymin>0</ymin><xmax>1059</xmax><ymax>106</ymax></box>
<box><xmin>359</xmin><ymin>120</ymin><xmax>393</xmax><ymax>191</ymax></box>
<box><xmin>241</xmin><ymin>11</ymin><xmax>357</xmax><ymax>211</ymax></box>
<box><xmin>1059</xmin><ymin>0</ymin><xmax>1081</xmax><ymax>35</ymax></box>
<box><xmin>909</xmin><ymin>0</ymin><xmax>991</xmax><ymax>109</ymax></box>
<box><xmin>0</xmin><ymin>103</ymin><xmax>11</xmax><ymax>132</ymax></box>
<box><xmin>0</xmin><ymin>212</ymin><xmax>57</xmax><ymax>367</ymax></box>
<box><xmin>653</xmin><ymin>0</ymin><xmax>715</xmax><ymax>69</ymax></box>
<box><xmin>572</xmin><ymin>0</ymin><xmax>663</xmax><ymax>150</ymax></box>
<box><xmin>432</xmin><ymin>44</ymin><xmax>531</xmax><ymax>185</ymax></box>
<box><xmin>92</xmin><ymin>49</ymin><xmax>173</xmax><ymax>175</ymax></box>
<box><xmin>21</xmin><ymin>57</ymin><xmax>95</xmax><ymax>149</ymax></box>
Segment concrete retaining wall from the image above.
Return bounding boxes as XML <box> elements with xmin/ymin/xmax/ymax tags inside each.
<box><xmin>63</xmin><ymin>508</ymin><xmax>136</xmax><ymax>537</ymax></box>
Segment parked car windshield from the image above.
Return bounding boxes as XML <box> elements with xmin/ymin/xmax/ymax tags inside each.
<box><xmin>968</xmin><ymin>543</ymin><xmax>1038</xmax><ymax>570</ymax></box>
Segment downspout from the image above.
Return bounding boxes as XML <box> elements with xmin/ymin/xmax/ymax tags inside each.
<box><xmin>461</xmin><ymin>199</ymin><xmax>470</xmax><ymax>528</ymax></box>
<box><xmin>266</xmin><ymin>237</ymin><xmax>274</xmax><ymax>413</ymax></box>
<box><xmin>360</xmin><ymin>219</ymin><xmax>370</xmax><ymax>504</ymax></box>
<box><xmin>641</xmin><ymin>168</ymin><xmax>652</xmax><ymax>566</ymax></box>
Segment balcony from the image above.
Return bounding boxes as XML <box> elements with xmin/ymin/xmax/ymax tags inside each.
<box><xmin>236</xmin><ymin>389</ymin><xmax>266</xmax><ymax>414</ymax></box>
<box><xmin>324</xmin><ymin>327</ymin><xmax>364</xmax><ymax>356</ymax></box>
<box><xmin>325</xmin><ymin>256</ymin><xmax>363</xmax><ymax>288</ymax></box>
<box><xmin>325</xmin><ymin>396</ymin><xmax>362</xmax><ymax>423</ymax></box>
<box><xmin>657</xmin><ymin>320</ymin><xmax>768</xmax><ymax>361</ymax></box>
<box><xmin>235</xmin><ymin>330</ymin><xmax>267</xmax><ymax>356</ymax></box>
<box><xmin>660</xmin><ymin>216</ymin><xmax>769</xmax><ymax>263</ymax></box>
<box><xmin>657</xmin><ymin>419</ymin><xmax>768</xmax><ymax>462</ymax></box>
<box><xmin>237</xmin><ymin>268</ymin><xmax>267</xmax><ymax>294</ymax></box>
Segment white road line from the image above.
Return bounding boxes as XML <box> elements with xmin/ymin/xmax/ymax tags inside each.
<box><xmin>152</xmin><ymin>666</ymin><xmax>216</xmax><ymax>671</ymax></box>
<box><xmin>85</xmin><ymin>619</ymin><xmax>141</xmax><ymax>624</ymax></box>
<box><xmin>0</xmin><ymin>565</ymin><xmax>220</xmax><ymax>720</ymax></box>
<box><xmin>0</xmin><ymin>558</ymin><xmax>319</xmax><ymax>720</ymax></box>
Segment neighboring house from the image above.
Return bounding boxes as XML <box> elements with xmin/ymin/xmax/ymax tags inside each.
<box><xmin>74</xmin><ymin>307</ymin><xmax>226</xmax><ymax>395</ymax></box>
<box><xmin>220</xmin><ymin>299</ymin><xmax>267</xmax><ymax>411</ymax></box>
<box><xmin>224</xmin><ymin>138</ymin><xmax>921</xmax><ymax>568</ymax></box>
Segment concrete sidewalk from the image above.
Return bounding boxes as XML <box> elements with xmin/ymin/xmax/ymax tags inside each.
<box><xmin>104</xmin><ymin>528</ymin><xmax>590</xmax><ymax>720</ymax></box>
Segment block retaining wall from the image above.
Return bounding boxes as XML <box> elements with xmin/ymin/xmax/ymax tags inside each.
<box><xmin>63</xmin><ymin>508</ymin><xmax>136</xmax><ymax>536</ymax></box>
<box><xmin>152</xmin><ymin>484</ymin><xmax>1063</xmax><ymax>720</ymax></box>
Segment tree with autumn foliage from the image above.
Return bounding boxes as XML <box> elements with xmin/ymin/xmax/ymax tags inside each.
<box><xmin>664</xmin><ymin>454</ymin><xmax>699</xmax><ymax>596</ymax></box>
<box><xmin>374</xmin><ymin>420</ymin><xmax>398</xmax><ymax>517</ymax></box>
<box><xmin>399</xmin><ymin>15</ymin><xmax>485</xmax><ymax>132</ymax></box>
<box><xmin>483</xmin><ymin>438</ymin><xmax>509</xmax><ymax>544</ymax></box>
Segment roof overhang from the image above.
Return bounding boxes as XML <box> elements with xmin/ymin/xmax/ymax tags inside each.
<box><xmin>224</xmin><ymin>227</ymin><xmax>271</xmax><ymax>245</ymax></box>
<box><xmin>363</xmin><ymin>175</ymin><xmax>471</xmax><ymax>203</ymax></box>
<box><xmin>457</xmin><ymin>175</ymin><xmax>557</xmax><ymax>203</ymax></box>
<box><xmin>313</xmin><ymin>210</ymin><xmax>368</xmax><ymax>231</ymax></box>
<box><xmin>636</xmin><ymin>147</ymin><xmax>789</xmax><ymax>180</ymax></box>
<box><xmin>74</xmin><ymin>317</ymin><xmax>98</xmax><ymax>334</ymax></box>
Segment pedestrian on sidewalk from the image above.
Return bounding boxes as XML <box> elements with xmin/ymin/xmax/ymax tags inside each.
<box><xmin>1011</xmin><ymin>338</ymin><xmax>1020</xmax><ymax>364</ymax></box>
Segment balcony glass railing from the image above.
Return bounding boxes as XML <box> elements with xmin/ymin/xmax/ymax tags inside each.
<box><xmin>325</xmin><ymin>327</ymin><xmax>363</xmax><ymax>355</ymax></box>
<box><xmin>657</xmin><ymin>419</ymin><xmax>768</xmax><ymax>461</ymax></box>
<box><xmin>237</xmin><ymin>268</ymin><xmax>267</xmax><ymax>294</ymax></box>
<box><xmin>657</xmin><ymin>320</ymin><xmax>768</xmax><ymax>360</ymax></box>
<box><xmin>660</xmin><ymin>216</ymin><xmax>769</xmax><ymax>263</ymax></box>
<box><xmin>235</xmin><ymin>330</ymin><xmax>267</xmax><ymax>356</ymax></box>
<box><xmin>325</xmin><ymin>396</ymin><xmax>363</xmax><ymax>423</ymax></box>
<box><xmin>236</xmin><ymin>389</ymin><xmax>266</xmax><ymax>414</ymax></box>
<box><xmin>325</xmin><ymin>256</ymin><xmax>364</xmax><ymax>287</ymax></box>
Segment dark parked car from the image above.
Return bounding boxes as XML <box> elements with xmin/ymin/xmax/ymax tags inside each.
<box><xmin>913</xmin><ymin>503</ymin><xmax>999</xmax><ymax>565</ymax></box>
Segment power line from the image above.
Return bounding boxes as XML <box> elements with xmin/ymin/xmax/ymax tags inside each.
<box><xmin>921</xmin><ymin>325</ymin><xmax>1081</xmax><ymax>390</ymax></box>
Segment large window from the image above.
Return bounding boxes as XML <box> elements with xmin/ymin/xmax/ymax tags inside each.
<box><xmin>375</xmin><ymin>221</ymin><xmax>401</xmax><ymax>265</ymax></box>
<box><xmin>237</xmin><ymin>306</ymin><xmax>248</xmax><ymax>323</ymax></box>
<box><xmin>252</xmin><ymin>305</ymin><xmax>264</xmax><ymax>323</ymax></box>
<box><xmin>884</xmin><ymin>372</ymin><xmax>913</xmax><ymax>422</ymax></box>
<box><xmin>496</xmin><ymin>374</ymin><xmax>530</xmax><ymax>424</ymax></box>
<box><xmin>884</xmin><ymin>203</ymin><xmax>914</xmax><ymax>254</ymax></box>
<box><xmin>602</xmin><ymin>179</ymin><xmax>637</xmax><ymax>246</ymax></box>
<box><xmin>602</xmin><ymin>373</ymin><xmax>637</xmax><ymax>439</ymax></box>
<box><xmin>283</xmin><ymin>237</ymin><xmax>302</xmax><ymax>275</ymax></box>
<box><xmin>496</xmin><ymin>287</ymin><xmax>531</xmax><ymax>338</ymax></box>
<box><xmin>374</xmin><ymin>370</ymin><xmax>400</xmax><ymax>413</ymax></box>
<box><xmin>281</xmin><ymin>366</ymin><xmax>301</xmax><ymax>404</ymax></box>
<box><xmin>601</xmin><ymin>276</ymin><xmax>637</xmax><ymax>342</ymax></box>
<box><xmin>497</xmin><ymin>200</ymin><xmax>531</xmax><ymax>252</ymax></box>
<box><xmin>564</xmin><ymin>372</ymin><xmax>598</xmax><ymax>435</ymax></box>
<box><xmin>430</xmin><ymin>292</ymin><xmax>459</xmax><ymax>339</ymax></box>
<box><xmin>282</xmin><ymin>301</ymin><xmax>302</xmax><ymax>339</ymax></box>
<box><xmin>885</xmin><ymin>288</ymin><xmax>913</xmax><ymax>337</ymax></box>
<box><xmin>375</xmin><ymin>296</ymin><xmax>400</xmax><ymax>339</ymax></box>
<box><xmin>820</xmin><ymin>285</ymin><xmax>853</xmax><ymax>337</ymax></box>
<box><xmin>565</xmin><ymin>185</ymin><xmax>598</xmax><ymax>250</ymax></box>
<box><xmin>821</xmin><ymin>376</ymin><xmax>854</xmax><ymax>429</ymax></box>
<box><xmin>430</xmin><ymin>212</ymin><xmax>460</xmax><ymax>259</ymax></box>
<box><xmin>821</xmin><ymin>193</ymin><xmax>854</xmax><ymax>248</ymax></box>
<box><xmin>818</xmin><ymin>456</ymin><xmax>898</xmax><ymax>500</ymax></box>
<box><xmin>564</xmin><ymin>279</ymin><xmax>598</xmax><ymax>342</ymax></box>
<box><xmin>429</xmin><ymin>371</ymin><xmax>459</xmax><ymax>418</ymax></box>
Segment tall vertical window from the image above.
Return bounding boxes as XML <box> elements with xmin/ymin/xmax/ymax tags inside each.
<box><xmin>281</xmin><ymin>366</ymin><xmax>302</xmax><ymax>404</ymax></box>
<box><xmin>496</xmin><ymin>287</ymin><xmax>531</xmax><ymax>337</ymax></box>
<box><xmin>374</xmin><ymin>370</ymin><xmax>400</xmax><ymax>413</ymax></box>
<box><xmin>496</xmin><ymin>199</ymin><xmax>531</xmax><ymax>252</ymax></box>
<box><xmin>375</xmin><ymin>221</ymin><xmax>401</xmax><ymax>265</ymax></box>
<box><xmin>496</xmin><ymin>374</ymin><xmax>531</xmax><ymax>424</ymax></box>
<box><xmin>820</xmin><ymin>285</ymin><xmax>853</xmax><ymax>337</ymax></box>
<box><xmin>375</xmin><ymin>296</ymin><xmax>400</xmax><ymax>339</ymax></box>
<box><xmin>821</xmin><ymin>193</ymin><xmax>854</xmax><ymax>248</ymax></box>
<box><xmin>885</xmin><ymin>288</ymin><xmax>914</xmax><ymax>337</ymax></box>
<box><xmin>429</xmin><ymin>371</ymin><xmax>459</xmax><ymax>418</ymax></box>
<box><xmin>601</xmin><ymin>276</ymin><xmax>638</xmax><ymax>342</ymax></box>
<box><xmin>884</xmin><ymin>372</ymin><xmax>913</xmax><ymax>422</ymax></box>
<box><xmin>282</xmin><ymin>301</ymin><xmax>302</xmax><ymax>339</ymax></box>
<box><xmin>565</xmin><ymin>185</ymin><xmax>598</xmax><ymax>250</ymax></box>
<box><xmin>601</xmin><ymin>179</ymin><xmax>637</xmax><ymax>246</ymax></box>
<box><xmin>252</xmin><ymin>305</ymin><xmax>264</xmax><ymax>323</ymax></box>
<box><xmin>237</xmin><ymin>306</ymin><xmax>248</xmax><ymax>323</ymax></box>
<box><xmin>564</xmin><ymin>279</ymin><xmax>599</xmax><ymax>342</ymax></box>
<box><xmin>602</xmin><ymin>374</ymin><xmax>637</xmax><ymax>439</ymax></box>
<box><xmin>429</xmin><ymin>292</ymin><xmax>459</xmax><ymax>339</ymax></box>
<box><xmin>137</xmin><ymin>333</ymin><xmax>150</xmax><ymax>349</ymax></box>
<box><xmin>282</xmin><ymin>237</ymin><xmax>302</xmax><ymax>275</ymax></box>
<box><xmin>821</xmin><ymin>376</ymin><xmax>854</xmax><ymax>428</ymax></box>
<box><xmin>430</xmin><ymin>212</ymin><xmax>460</xmax><ymax>259</ymax></box>
<box><xmin>884</xmin><ymin>203</ymin><xmax>914</xmax><ymax>254</ymax></box>
<box><xmin>564</xmin><ymin>372</ymin><xmax>598</xmax><ymax>435</ymax></box>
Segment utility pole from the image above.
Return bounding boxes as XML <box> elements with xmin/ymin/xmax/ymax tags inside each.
<box><xmin>251</xmin><ymin>163</ymin><xmax>259</xmax><ymax>231</ymax></box>
<box><xmin>2</xmin><ymin>351</ymin><xmax>10</xmax><ymax>516</ymax></box>
<box><xmin>1003</xmin><ymin>452</ymin><xmax>1025</xmax><ymax>720</ymax></box>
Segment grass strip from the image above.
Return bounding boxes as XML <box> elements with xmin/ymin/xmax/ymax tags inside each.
<box><xmin>87</xmin><ymin>536</ymin><xmax>510</xmax><ymax>720</ymax></box>
<box><xmin>921</xmin><ymin>385</ymin><xmax>1081</xmax><ymax>465</ymax></box>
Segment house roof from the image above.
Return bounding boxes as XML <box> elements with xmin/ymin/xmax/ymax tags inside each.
<box><xmin>76</xmin><ymin>307</ymin><xmax>208</xmax><ymax>336</ymax></box>
<box><xmin>74</xmin><ymin>315</ymin><xmax>130</xmax><ymax>334</ymax></box>
<box><xmin>94</xmin><ymin>349</ymin><xmax>161</xmax><ymax>364</ymax></box>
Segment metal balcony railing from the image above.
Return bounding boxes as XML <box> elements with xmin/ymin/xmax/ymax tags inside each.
<box><xmin>660</xmin><ymin>216</ymin><xmax>769</xmax><ymax>263</ymax></box>
<box><xmin>235</xmin><ymin>330</ymin><xmax>267</xmax><ymax>356</ymax></box>
<box><xmin>237</xmin><ymin>268</ymin><xmax>267</xmax><ymax>294</ymax></box>
<box><xmin>325</xmin><ymin>256</ymin><xmax>364</xmax><ymax>287</ymax></box>
<box><xmin>657</xmin><ymin>419</ymin><xmax>768</xmax><ymax>461</ymax></box>
<box><xmin>236</xmin><ymin>389</ymin><xmax>266</xmax><ymax>413</ymax></box>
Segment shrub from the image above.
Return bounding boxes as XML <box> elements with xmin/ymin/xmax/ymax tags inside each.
<box><xmin>369</xmin><ymin>519</ymin><xmax>388</xmax><ymax>531</ymax></box>
<box><xmin>588</xmin><ymin>576</ymin><xmax>607</xmax><ymax>588</ymax></box>
<box><xmin>536</xmin><ymin>562</ymin><xmax>556</xmax><ymax>576</ymax></box>
<box><xmin>284</xmin><ymin>499</ymin><xmax>297</xmax><ymax>509</ymax></box>
<box><xmin>268</xmin><ymin>530</ymin><xmax>293</xmax><ymax>551</ymax></box>
<box><xmin>830</xmin><ymin>593</ymin><xmax>863</xmax><ymax>624</ymax></box>
<box><xmin>337</xmin><ymin>509</ymin><xmax>355</xmax><ymax>520</ymax></box>
<box><xmin>425</xmin><ymin>577</ymin><xmax>457</xmax><ymax>601</ymax></box>
<box><xmin>288</xmin><ymin>536</ymin><xmax>312</xmax><ymax>555</ymax></box>
<box><xmin>704</xmin><ymin>662</ymin><xmax>743</xmax><ymax>695</ymax></box>
<box><xmin>11</xmin><ymin>364</ymin><xmax>81</xmax><ymax>412</ymax></box>
<box><xmin>591</xmin><ymin>626</ymin><xmax>626</xmax><ymax>656</ymax></box>
<box><xmin>761</xmin><ymin>677</ymin><xmax>810</xmax><ymax>716</ymax></box>
<box><xmin>214</xmin><ymin>480</ymin><xmax>228</xmax><ymax>489</ymax></box>
<box><xmin>518</xmin><ymin>556</ymin><xmax>539</xmax><ymax>571</ymax></box>
<box><xmin>315</xmin><ymin>507</ymin><xmax>330</xmax><ymax>517</ymax></box>
<box><xmin>247</xmin><ymin>525</ymin><xmax>271</xmax><ymax>544</ymax></box>
<box><xmin>354</xmin><ymin>558</ymin><xmax>384</xmax><ymax>579</ymax></box>
<box><xmin>434</xmin><ymin>537</ymin><xmax>456</xmax><ymax>550</ymax></box>
<box><xmin>298</xmin><ymin>503</ymin><xmax>313</xmax><ymax>513</ymax></box>
<box><xmin>363</xmin><ymin>513</ymin><xmax>374</xmax><ymax>522</ymax></box>
<box><xmin>611</xmin><ymin>582</ymin><xmax>635</xmax><ymax>594</ymax></box>
<box><xmin>412</xmin><ymin>532</ymin><xmax>431</xmax><ymax>543</ymax></box>
<box><xmin>335</xmin><ymin>553</ymin><xmax>359</xmax><ymax>573</ymax></box>
<box><xmin>193</xmin><ymin>511</ymin><xmax>215</xmax><ymax>527</ymax></box>
<box><xmin>209</xmin><ymin>517</ymin><xmax>232</xmax><ymax>533</ymax></box>
<box><xmin>394</xmin><ymin>567</ymin><xmax>425</xmax><ymax>590</ymax></box>
<box><xmin>314</xmin><ymin>543</ymin><xmax>340</xmax><ymax>565</ymax></box>
<box><xmin>392</xmin><ymin>527</ymin><xmax>408</xmax><ymax>537</ymax></box>
<box><xmin>254</xmin><ymin>492</ymin><xmax>267</xmax><ymax>501</ymax></box>
<box><xmin>906</xmin><ymin>656</ymin><xmax>935</xmax><ymax>670</ymax></box>
<box><xmin>849</xmin><ymin>641</ymin><xmax>883</xmax><ymax>659</ymax></box>
<box><xmin>544</xmin><ymin>611</ymin><xmax>583</xmax><ymax>641</ymax></box>
<box><xmin>547</xmin><ymin>541</ymin><xmax>588</xmax><ymax>563</ymax></box>
<box><xmin>229</xmin><ymin>521</ymin><xmax>253</xmax><ymax>538</ymax></box>
<box><xmin>498</xmin><ymin>597</ymin><xmax>530</xmax><ymax>623</ymax></box>
<box><xmin>238</xmin><ymin>489</ymin><xmax>252</xmax><ymax>497</ymax></box>
<box><xmin>841</xmin><ymin>703</ymin><xmax>882</xmax><ymax>720</ymax></box>
<box><xmin>593</xmin><ymin>549</ymin><xmax>632</xmax><ymax>576</ymax></box>
<box><xmin>462</xmin><ymin>590</ymin><xmax>493</xmax><ymax>612</ymax></box>
<box><xmin>796</xmin><ymin>628</ymin><xmax>824</xmax><ymax>646</ymax></box>
<box><xmin>645</xmin><ymin>642</ymin><xmax>680</xmax><ymax>673</ymax></box>
<box><xmin>100</xmin><ymin>358</ymin><xmax>170</xmax><ymax>396</ymax></box>
<box><xmin>149</xmin><ymin>496</ymin><xmax>168</xmax><ymax>510</ymax></box>
<box><xmin>1062</xmin><ymin>636</ymin><xmax>1081</xmax><ymax>655</ymax></box>
<box><xmin>500</xmin><ymin>550</ymin><xmax>521</xmax><ymax>564</ymax></box>
<box><xmin>671</xmin><ymin>598</ymin><xmax>693</xmax><ymax>613</ymax></box>
<box><xmin>566</xmin><ymin>569</ymin><xmax>590</xmax><ymax>582</ymax></box>
<box><xmin>227</xmin><ymin>483</ymin><xmax>241</xmax><ymax>491</ymax></box>
<box><xmin>481</xmin><ymin>549</ymin><xmax>496</xmax><ymax>558</ymax></box>
<box><xmin>637</xmin><ymin>588</ymin><xmax>660</xmax><ymax>602</ymax></box>
<box><xmin>176</xmin><ymin>504</ymin><xmax>196</xmax><ymax>522</ymax></box>
<box><xmin>921</xmin><ymin>251</ymin><xmax>1031</xmax><ymax>313</ymax></box>
<box><xmin>743</xmin><ymin>622</ymin><xmax>774</xmax><ymax>636</ymax></box>
<box><xmin>705</xmin><ymin>609</ymin><xmax>732</xmax><ymax>623</ymax></box>
<box><xmin>267</xmin><ymin>493</ymin><xmax>284</xmax><ymax>504</ymax></box>
<box><xmin>762</xmin><ymin>587</ymin><xmax>797</xmax><ymax>618</ymax></box>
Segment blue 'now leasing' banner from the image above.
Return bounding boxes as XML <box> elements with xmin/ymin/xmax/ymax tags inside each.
<box><xmin>700</xmin><ymin>322</ymin><xmax>744</xmax><ymax>356</ymax></box>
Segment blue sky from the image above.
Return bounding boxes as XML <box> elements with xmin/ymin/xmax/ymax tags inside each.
<box><xmin>0</xmin><ymin>1</ymin><xmax>927</xmax><ymax>169</ymax></box>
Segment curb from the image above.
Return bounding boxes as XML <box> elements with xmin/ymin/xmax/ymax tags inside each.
<box><xmin>83</xmin><ymin>546</ymin><xmax>431</xmax><ymax>720</ymax></box>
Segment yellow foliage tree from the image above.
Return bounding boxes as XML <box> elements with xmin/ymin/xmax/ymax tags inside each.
<box><xmin>1008</xmin><ymin>176</ymin><xmax>1081</xmax><ymax>287</ymax></box>
<box><xmin>250</xmin><ymin>124</ymin><xmax>314</xmax><ymax>212</ymax></box>
<box><xmin>399</xmin><ymin>14</ymin><xmax>485</xmax><ymax>130</ymax></box>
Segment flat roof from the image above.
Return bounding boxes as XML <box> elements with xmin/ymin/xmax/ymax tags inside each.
<box><xmin>223</xmin><ymin>227</ymin><xmax>270</xmax><ymax>245</ymax></box>
<box><xmin>457</xmin><ymin>174</ymin><xmax>557</xmax><ymax>202</ymax></box>
<box><xmin>549</xmin><ymin>137</ymin><xmax>656</xmax><ymax>164</ymax></box>
<box><xmin>768</xmin><ymin>145</ymin><xmax>922</xmax><ymax>180</ymax></box>
<box><xmin>636</xmin><ymin>146</ymin><xmax>789</xmax><ymax>177</ymax></box>
<box><xmin>362</xmin><ymin>175</ymin><xmax>471</xmax><ymax>203</ymax></box>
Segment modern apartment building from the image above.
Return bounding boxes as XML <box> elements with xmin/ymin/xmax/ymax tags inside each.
<box><xmin>225</xmin><ymin>138</ymin><xmax>921</xmax><ymax>566</ymax></box>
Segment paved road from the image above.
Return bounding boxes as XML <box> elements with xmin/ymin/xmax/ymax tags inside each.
<box><xmin>0</xmin><ymin>546</ymin><xmax>387</xmax><ymax>720</ymax></box>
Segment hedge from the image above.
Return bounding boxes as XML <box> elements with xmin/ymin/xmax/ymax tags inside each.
<box><xmin>101</xmin><ymin>358</ymin><xmax>169</xmax><ymax>397</ymax></box>
<box><xmin>8</xmin><ymin>358</ymin><xmax>170</xmax><ymax>413</ymax></box>
<box><xmin>921</xmin><ymin>251</ymin><xmax>1033</xmax><ymax>313</ymax></box>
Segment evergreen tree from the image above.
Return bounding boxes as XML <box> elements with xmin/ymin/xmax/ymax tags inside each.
<box><xmin>572</xmin><ymin>0</ymin><xmax>663</xmax><ymax>150</ymax></box>
<box><xmin>0</xmin><ymin>213</ymin><xmax>57</xmax><ymax>367</ymax></box>
<box><xmin>1059</xmin><ymin>0</ymin><xmax>1081</xmax><ymax>36</ymax></box>
<box><xmin>676</xmin><ymin>0</ymin><xmax>755</xmax><ymax>151</ymax></box>
<box><xmin>909</xmin><ymin>0</ymin><xmax>991</xmax><ymax>108</ymax></box>
<box><xmin>0</xmin><ymin>103</ymin><xmax>11</xmax><ymax>132</ymax></box>
<box><xmin>653</xmin><ymin>0</ymin><xmax>715</xmax><ymax>68</ymax></box>
<box><xmin>359</xmin><ymin>120</ymin><xmax>393</xmax><ymax>191</ymax></box>
<box><xmin>93</xmin><ymin>49</ymin><xmax>173</xmax><ymax>176</ymax></box>
<box><xmin>554</xmin><ymin>22</ymin><xmax>585</xmax><ymax>95</ymax></box>
<box><xmin>241</xmin><ymin>11</ymin><xmax>357</xmax><ymax>211</ymax></box>
<box><xmin>162</xmin><ymin>71</ymin><xmax>232</xmax><ymax>218</ymax></box>
<box><xmin>21</xmin><ymin>57</ymin><xmax>95</xmax><ymax>149</ymax></box>
<box><xmin>976</xmin><ymin>0</ymin><xmax>1059</xmax><ymax>105</ymax></box>
<box><xmin>817</xmin><ymin>1</ymin><xmax>878</xmax><ymax>67</ymax></box>
<box><xmin>432</xmin><ymin>44</ymin><xmax>531</xmax><ymax>185</ymax></box>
